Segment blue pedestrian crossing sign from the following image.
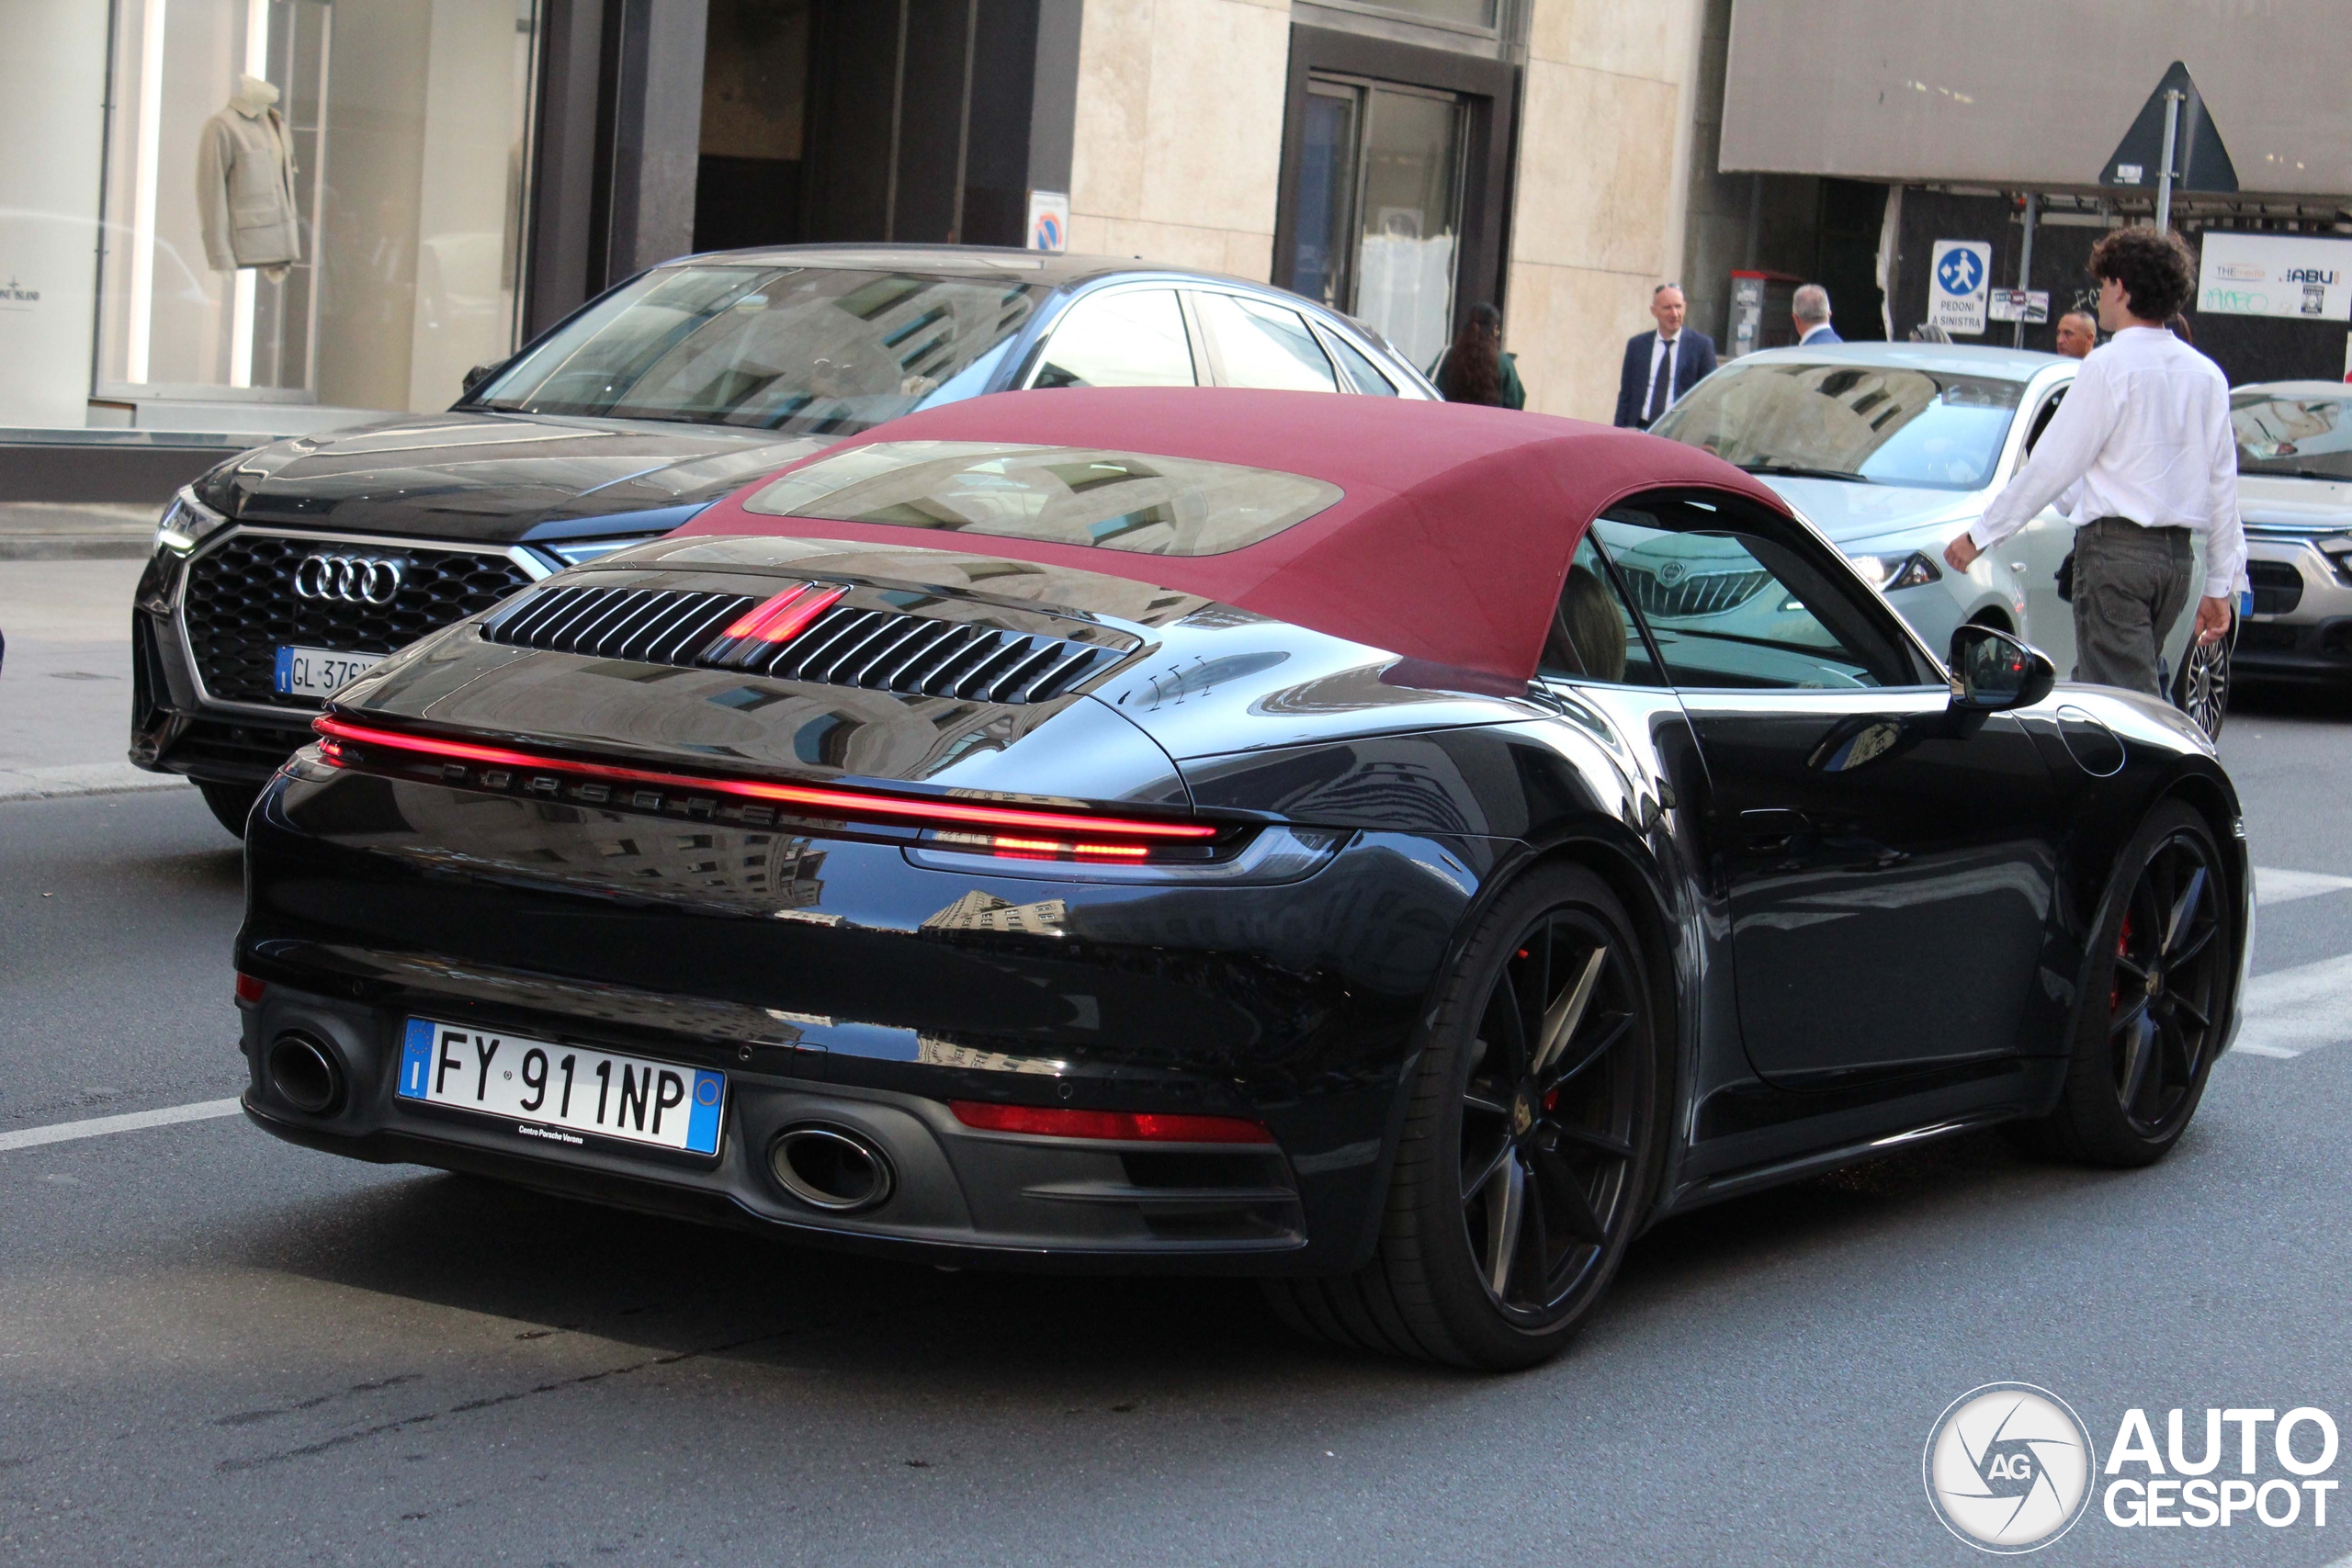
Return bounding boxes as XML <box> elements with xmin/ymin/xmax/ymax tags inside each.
<box><xmin>1928</xmin><ymin>239</ymin><xmax>1993</xmax><ymax>334</ymax></box>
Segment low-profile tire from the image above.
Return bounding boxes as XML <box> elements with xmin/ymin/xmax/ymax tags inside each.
<box><xmin>1267</xmin><ymin>862</ymin><xmax>1666</xmax><ymax>1371</ymax></box>
<box><xmin>197</xmin><ymin>780</ymin><xmax>262</xmax><ymax>839</ymax></box>
<box><xmin>2006</xmin><ymin>799</ymin><xmax>2233</xmax><ymax>1168</ymax></box>
<box><xmin>2172</xmin><ymin>629</ymin><xmax>2233</xmax><ymax>739</ymax></box>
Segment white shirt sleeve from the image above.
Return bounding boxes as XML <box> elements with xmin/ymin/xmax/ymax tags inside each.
<box><xmin>2201</xmin><ymin>380</ymin><xmax>2246</xmax><ymax>600</ymax></box>
<box><xmin>1971</xmin><ymin>359</ymin><xmax>2122</xmax><ymax>549</ymax></box>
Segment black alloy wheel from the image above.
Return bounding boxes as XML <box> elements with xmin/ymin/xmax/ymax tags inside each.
<box><xmin>2008</xmin><ymin>800</ymin><xmax>2233</xmax><ymax>1168</ymax></box>
<box><xmin>2172</xmin><ymin>628</ymin><xmax>2232</xmax><ymax>739</ymax></box>
<box><xmin>1266</xmin><ymin>863</ymin><xmax>1662</xmax><ymax>1370</ymax></box>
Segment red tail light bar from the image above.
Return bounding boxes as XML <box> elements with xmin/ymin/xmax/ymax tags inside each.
<box><xmin>948</xmin><ymin>1100</ymin><xmax>1274</xmax><ymax>1145</ymax></box>
<box><xmin>310</xmin><ymin>714</ymin><xmax>1219</xmax><ymax>843</ymax></box>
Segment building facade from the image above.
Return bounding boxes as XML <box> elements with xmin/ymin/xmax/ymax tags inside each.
<box><xmin>2</xmin><ymin>0</ymin><xmax>1725</xmax><ymax>501</ymax></box>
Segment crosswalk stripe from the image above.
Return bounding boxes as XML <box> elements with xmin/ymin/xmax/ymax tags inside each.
<box><xmin>2255</xmin><ymin>866</ymin><xmax>2352</xmax><ymax>906</ymax></box>
<box><xmin>0</xmin><ymin>1098</ymin><xmax>244</xmax><ymax>1154</ymax></box>
<box><xmin>2232</xmin><ymin>952</ymin><xmax>2352</xmax><ymax>1060</ymax></box>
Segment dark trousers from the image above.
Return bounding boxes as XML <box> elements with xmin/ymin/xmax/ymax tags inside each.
<box><xmin>2072</xmin><ymin>517</ymin><xmax>2194</xmax><ymax>696</ymax></box>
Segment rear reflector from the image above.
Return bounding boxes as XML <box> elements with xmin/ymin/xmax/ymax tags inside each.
<box><xmin>310</xmin><ymin>715</ymin><xmax>1219</xmax><ymax>843</ymax></box>
<box><xmin>234</xmin><ymin>972</ymin><xmax>266</xmax><ymax>1004</ymax></box>
<box><xmin>948</xmin><ymin>1100</ymin><xmax>1274</xmax><ymax>1145</ymax></box>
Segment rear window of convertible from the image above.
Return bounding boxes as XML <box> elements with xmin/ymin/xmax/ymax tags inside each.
<box><xmin>741</xmin><ymin>441</ymin><xmax>1343</xmax><ymax>557</ymax></box>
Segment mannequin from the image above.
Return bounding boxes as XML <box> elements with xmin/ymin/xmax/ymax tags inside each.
<box><xmin>197</xmin><ymin>73</ymin><xmax>300</xmax><ymax>279</ymax></box>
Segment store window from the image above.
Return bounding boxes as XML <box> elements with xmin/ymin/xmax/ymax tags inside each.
<box><xmin>95</xmin><ymin>0</ymin><xmax>537</xmax><ymax>415</ymax></box>
<box><xmin>1283</xmin><ymin>76</ymin><xmax>1465</xmax><ymax>376</ymax></box>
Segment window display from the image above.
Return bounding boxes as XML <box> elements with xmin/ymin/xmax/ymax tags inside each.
<box><xmin>96</xmin><ymin>0</ymin><xmax>537</xmax><ymax>414</ymax></box>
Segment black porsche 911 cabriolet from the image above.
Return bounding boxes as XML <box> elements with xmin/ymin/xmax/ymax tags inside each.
<box><xmin>232</xmin><ymin>389</ymin><xmax>2250</xmax><ymax>1370</ymax></box>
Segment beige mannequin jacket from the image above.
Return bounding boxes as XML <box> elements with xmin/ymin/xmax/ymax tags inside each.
<box><xmin>196</xmin><ymin>104</ymin><xmax>300</xmax><ymax>270</ymax></box>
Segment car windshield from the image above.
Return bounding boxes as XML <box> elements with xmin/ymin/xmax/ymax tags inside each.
<box><xmin>2232</xmin><ymin>390</ymin><xmax>2352</xmax><ymax>479</ymax></box>
<box><xmin>472</xmin><ymin>266</ymin><xmax>1045</xmax><ymax>434</ymax></box>
<box><xmin>1650</xmin><ymin>360</ymin><xmax>2025</xmax><ymax>491</ymax></box>
<box><xmin>742</xmin><ymin>441</ymin><xmax>1343</xmax><ymax>557</ymax></box>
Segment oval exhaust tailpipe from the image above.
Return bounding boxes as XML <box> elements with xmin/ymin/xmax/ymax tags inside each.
<box><xmin>266</xmin><ymin>1032</ymin><xmax>345</xmax><ymax>1115</ymax></box>
<box><xmin>768</xmin><ymin>1124</ymin><xmax>895</xmax><ymax>1213</ymax></box>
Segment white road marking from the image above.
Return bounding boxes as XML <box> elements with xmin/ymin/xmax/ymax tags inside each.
<box><xmin>2232</xmin><ymin>952</ymin><xmax>2352</xmax><ymax>1061</ymax></box>
<box><xmin>0</xmin><ymin>1097</ymin><xmax>243</xmax><ymax>1154</ymax></box>
<box><xmin>2255</xmin><ymin>866</ymin><xmax>2352</xmax><ymax>906</ymax></box>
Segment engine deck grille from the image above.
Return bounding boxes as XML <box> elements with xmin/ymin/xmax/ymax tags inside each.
<box><xmin>184</xmin><ymin>533</ymin><xmax>537</xmax><ymax>708</ymax></box>
<box><xmin>481</xmin><ymin>583</ymin><xmax>1126</xmax><ymax>705</ymax></box>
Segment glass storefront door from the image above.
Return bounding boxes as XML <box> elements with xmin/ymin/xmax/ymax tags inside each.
<box><xmin>1284</xmin><ymin>76</ymin><xmax>1465</xmax><ymax>376</ymax></box>
<box><xmin>96</xmin><ymin>0</ymin><xmax>538</xmax><ymax>414</ymax></box>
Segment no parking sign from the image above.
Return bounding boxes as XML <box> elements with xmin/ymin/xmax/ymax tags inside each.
<box><xmin>1929</xmin><ymin>240</ymin><xmax>1992</xmax><ymax>335</ymax></box>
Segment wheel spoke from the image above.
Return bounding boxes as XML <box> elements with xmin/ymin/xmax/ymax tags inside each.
<box><xmin>1543</xmin><ymin>1011</ymin><xmax>1634</xmax><ymax>1096</ymax></box>
<box><xmin>1532</xmin><ymin>1146</ymin><xmax>1608</xmax><ymax>1246</ymax></box>
<box><xmin>1462</xmin><ymin>1137</ymin><xmax>1514</xmax><ymax>1205</ymax></box>
<box><xmin>1532</xmin><ymin>945</ymin><xmax>1608</xmax><ymax>1078</ymax></box>
<box><xmin>1463</xmin><ymin>1088</ymin><xmax>1513</xmax><ymax>1119</ymax></box>
<box><xmin>2163</xmin><ymin>864</ymin><xmax>2209</xmax><ymax>961</ymax></box>
<box><xmin>1548</xmin><ymin>1122</ymin><xmax>1635</xmax><ymax>1161</ymax></box>
<box><xmin>2167</xmin><ymin>921</ymin><xmax>2216</xmax><ymax>970</ymax></box>
<box><xmin>2112</xmin><ymin>952</ymin><xmax>2150</xmax><ymax>986</ymax></box>
<box><xmin>1484</xmin><ymin>1156</ymin><xmax>1526</xmax><ymax>1296</ymax></box>
<box><xmin>2109</xmin><ymin>990</ymin><xmax>2151</xmax><ymax>1037</ymax></box>
<box><xmin>1486</xmin><ymin>970</ymin><xmax>1532</xmax><ymax>1079</ymax></box>
<box><xmin>2167</xmin><ymin>988</ymin><xmax>2211</xmax><ymax>1032</ymax></box>
<box><xmin>2119</xmin><ymin>1014</ymin><xmax>2159</xmax><ymax>1111</ymax></box>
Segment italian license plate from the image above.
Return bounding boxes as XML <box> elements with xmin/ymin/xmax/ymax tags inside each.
<box><xmin>275</xmin><ymin>646</ymin><xmax>384</xmax><ymax>698</ymax></box>
<box><xmin>396</xmin><ymin>1019</ymin><xmax>725</xmax><ymax>1156</ymax></box>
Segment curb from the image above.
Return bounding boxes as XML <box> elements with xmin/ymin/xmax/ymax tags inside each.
<box><xmin>0</xmin><ymin>762</ymin><xmax>195</xmax><ymax>804</ymax></box>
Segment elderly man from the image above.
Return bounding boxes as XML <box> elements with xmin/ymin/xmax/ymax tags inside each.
<box><xmin>1944</xmin><ymin>228</ymin><xmax>2243</xmax><ymax>695</ymax></box>
<box><xmin>2054</xmin><ymin>310</ymin><xmax>2098</xmax><ymax>359</ymax></box>
<box><xmin>1613</xmin><ymin>283</ymin><xmax>1718</xmax><ymax>429</ymax></box>
<box><xmin>1792</xmin><ymin>284</ymin><xmax>1840</xmax><ymax>346</ymax></box>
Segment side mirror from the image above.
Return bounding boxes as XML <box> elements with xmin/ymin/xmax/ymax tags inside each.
<box><xmin>1947</xmin><ymin>624</ymin><xmax>2055</xmax><ymax>713</ymax></box>
<box><xmin>460</xmin><ymin>360</ymin><xmax>505</xmax><ymax>398</ymax></box>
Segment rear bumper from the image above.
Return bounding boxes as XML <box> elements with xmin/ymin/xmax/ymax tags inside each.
<box><xmin>239</xmin><ymin>978</ymin><xmax>1340</xmax><ymax>1273</ymax></box>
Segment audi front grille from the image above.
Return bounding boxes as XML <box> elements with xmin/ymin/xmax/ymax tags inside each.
<box><xmin>481</xmin><ymin>582</ymin><xmax>1132</xmax><ymax>705</ymax></box>
<box><xmin>183</xmin><ymin>534</ymin><xmax>537</xmax><ymax>708</ymax></box>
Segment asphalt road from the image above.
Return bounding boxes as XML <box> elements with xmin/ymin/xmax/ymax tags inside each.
<box><xmin>4</xmin><ymin>685</ymin><xmax>2352</xmax><ymax>1567</ymax></box>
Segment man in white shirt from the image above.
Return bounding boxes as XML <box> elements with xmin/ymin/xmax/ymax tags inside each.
<box><xmin>1943</xmin><ymin>228</ymin><xmax>2243</xmax><ymax>696</ymax></box>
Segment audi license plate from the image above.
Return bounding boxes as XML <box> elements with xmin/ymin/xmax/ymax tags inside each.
<box><xmin>397</xmin><ymin>1020</ymin><xmax>725</xmax><ymax>1156</ymax></box>
<box><xmin>275</xmin><ymin>646</ymin><xmax>383</xmax><ymax>698</ymax></box>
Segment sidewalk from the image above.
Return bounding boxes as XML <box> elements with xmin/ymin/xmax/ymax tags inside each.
<box><xmin>0</xmin><ymin>502</ymin><xmax>159</xmax><ymax>561</ymax></box>
<box><xmin>0</xmin><ymin>557</ymin><xmax>188</xmax><ymax>801</ymax></box>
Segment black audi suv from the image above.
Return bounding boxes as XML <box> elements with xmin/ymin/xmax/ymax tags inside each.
<box><xmin>130</xmin><ymin>245</ymin><xmax>1432</xmax><ymax>834</ymax></box>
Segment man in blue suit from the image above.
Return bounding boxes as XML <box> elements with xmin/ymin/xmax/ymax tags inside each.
<box><xmin>1613</xmin><ymin>283</ymin><xmax>1718</xmax><ymax>429</ymax></box>
<box><xmin>1793</xmin><ymin>283</ymin><xmax>1841</xmax><ymax>346</ymax></box>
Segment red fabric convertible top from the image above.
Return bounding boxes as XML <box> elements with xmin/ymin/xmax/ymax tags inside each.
<box><xmin>679</xmin><ymin>388</ymin><xmax>1792</xmax><ymax>684</ymax></box>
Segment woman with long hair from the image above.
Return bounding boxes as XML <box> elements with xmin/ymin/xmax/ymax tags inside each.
<box><xmin>1428</xmin><ymin>302</ymin><xmax>1526</xmax><ymax>409</ymax></box>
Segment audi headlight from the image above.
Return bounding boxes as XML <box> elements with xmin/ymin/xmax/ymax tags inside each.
<box><xmin>1849</xmin><ymin>550</ymin><xmax>1943</xmax><ymax>592</ymax></box>
<box><xmin>546</xmin><ymin>534</ymin><xmax>660</xmax><ymax>566</ymax></box>
<box><xmin>153</xmin><ymin>487</ymin><xmax>229</xmax><ymax>556</ymax></box>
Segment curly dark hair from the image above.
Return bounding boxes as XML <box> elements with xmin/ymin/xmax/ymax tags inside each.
<box><xmin>2088</xmin><ymin>226</ymin><xmax>2194</xmax><ymax>322</ymax></box>
<box><xmin>1438</xmin><ymin>303</ymin><xmax>1504</xmax><ymax>406</ymax></box>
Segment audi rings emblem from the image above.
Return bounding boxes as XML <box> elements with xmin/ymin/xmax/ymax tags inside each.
<box><xmin>294</xmin><ymin>554</ymin><xmax>405</xmax><ymax>605</ymax></box>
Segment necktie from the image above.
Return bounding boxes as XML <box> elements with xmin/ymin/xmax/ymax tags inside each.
<box><xmin>1645</xmin><ymin>337</ymin><xmax>1677</xmax><ymax>423</ymax></box>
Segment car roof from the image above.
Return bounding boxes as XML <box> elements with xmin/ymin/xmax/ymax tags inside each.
<box><xmin>653</xmin><ymin>242</ymin><xmax>1261</xmax><ymax>295</ymax></box>
<box><xmin>679</xmin><ymin>388</ymin><xmax>1791</xmax><ymax>685</ymax></box>
<box><xmin>1732</xmin><ymin>342</ymin><xmax>2071</xmax><ymax>381</ymax></box>
<box><xmin>2232</xmin><ymin>379</ymin><xmax>2352</xmax><ymax>397</ymax></box>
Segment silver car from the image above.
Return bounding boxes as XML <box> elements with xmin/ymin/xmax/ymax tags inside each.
<box><xmin>1649</xmin><ymin>343</ymin><xmax>2225</xmax><ymax>733</ymax></box>
<box><xmin>2229</xmin><ymin>380</ymin><xmax>2352</xmax><ymax>687</ymax></box>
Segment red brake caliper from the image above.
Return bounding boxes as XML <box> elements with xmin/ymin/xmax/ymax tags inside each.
<box><xmin>2110</xmin><ymin>913</ymin><xmax>2133</xmax><ymax>1013</ymax></box>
